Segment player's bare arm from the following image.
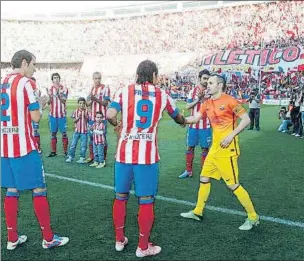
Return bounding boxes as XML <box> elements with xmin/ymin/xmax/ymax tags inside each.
<box><xmin>107</xmin><ymin>107</ymin><xmax>118</xmax><ymax>127</ymax></box>
<box><xmin>220</xmin><ymin>112</ymin><xmax>250</xmax><ymax>148</ymax></box>
<box><xmin>90</xmin><ymin>95</ymin><xmax>109</xmax><ymax>106</ymax></box>
<box><xmin>184</xmin><ymin>111</ymin><xmax>203</xmax><ymax>124</ymax></box>
<box><xmin>172</xmin><ymin>113</ymin><xmax>187</xmax><ymax>126</ymax></box>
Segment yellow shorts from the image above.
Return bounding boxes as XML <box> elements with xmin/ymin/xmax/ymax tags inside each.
<box><xmin>200</xmin><ymin>154</ymin><xmax>239</xmax><ymax>185</ymax></box>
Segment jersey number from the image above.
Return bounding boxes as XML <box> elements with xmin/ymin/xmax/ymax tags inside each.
<box><xmin>136</xmin><ymin>100</ymin><xmax>153</xmax><ymax>129</ymax></box>
<box><xmin>1</xmin><ymin>93</ymin><xmax>10</xmax><ymax>122</ymax></box>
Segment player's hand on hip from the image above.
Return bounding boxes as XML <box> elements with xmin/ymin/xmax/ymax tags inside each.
<box><xmin>220</xmin><ymin>134</ymin><xmax>234</xmax><ymax>148</ymax></box>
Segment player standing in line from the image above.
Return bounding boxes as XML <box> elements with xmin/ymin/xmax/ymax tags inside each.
<box><xmin>89</xmin><ymin>111</ymin><xmax>106</xmax><ymax>168</ymax></box>
<box><xmin>46</xmin><ymin>73</ymin><xmax>69</xmax><ymax>157</ymax></box>
<box><xmin>107</xmin><ymin>60</ymin><xmax>186</xmax><ymax>258</ymax></box>
<box><xmin>179</xmin><ymin>70</ymin><xmax>212</xmax><ymax>178</ymax></box>
<box><xmin>86</xmin><ymin>72</ymin><xmax>111</xmax><ymax>163</ymax></box>
<box><xmin>180</xmin><ymin>74</ymin><xmax>260</xmax><ymax>230</ymax></box>
<box><xmin>66</xmin><ymin>97</ymin><xmax>89</xmax><ymax>163</ymax></box>
<box><xmin>1</xmin><ymin>50</ymin><xmax>69</xmax><ymax>250</ymax></box>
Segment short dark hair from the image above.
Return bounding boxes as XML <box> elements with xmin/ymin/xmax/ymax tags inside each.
<box><xmin>77</xmin><ymin>97</ymin><xmax>86</xmax><ymax>103</ymax></box>
<box><xmin>211</xmin><ymin>74</ymin><xmax>227</xmax><ymax>91</ymax></box>
<box><xmin>198</xmin><ymin>69</ymin><xmax>210</xmax><ymax>79</ymax></box>
<box><xmin>95</xmin><ymin>111</ymin><xmax>104</xmax><ymax>117</ymax></box>
<box><xmin>51</xmin><ymin>73</ymin><xmax>61</xmax><ymax>81</ymax></box>
<box><xmin>136</xmin><ymin>60</ymin><xmax>158</xmax><ymax>84</ymax></box>
<box><xmin>31</xmin><ymin>77</ymin><xmax>36</xmax><ymax>82</ymax></box>
<box><xmin>11</xmin><ymin>50</ymin><xmax>35</xmax><ymax>69</ymax></box>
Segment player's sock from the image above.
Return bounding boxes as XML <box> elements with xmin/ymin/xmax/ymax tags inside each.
<box><xmin>89</xmin><ymin>144</ymin><xmax>94</xmax><ymax>160</ymax></box>
<box><xmin>201</xmin><ymin>148</ymin><xmax>208</xmax><ymax>167</ymax></box>
<box><xmin>104</xmin><ymin>145</ymin><xmax>108</xmax><ymax>161</ymax></box>
<box><xmin>32</xmin><ymin>192</ymin><xmax>54</xmax><ymax>242</ymax></box>
<box><xmin>233</xmin><ymin>185</ymin><xmax>258</xmax><ymax>220</ymax></box>
<box><xmin>51</xmin><ymin>133</ymin><xmax>57</xmax><ymax>153</ymax></box>
<box><xmin>193</xmin><ymin>182</ymin><xmax>211</xmax><ymax>216</ymax></box>
<box><xmin>113</xmin><ymin>198</ymin><xmax>127</xmax><ymax>242</ymax></box>
<box><xmin>138</xmin><ymin>199</ymin><xmax>154</xmax><ymax>250</ymax></box>
<box><xmin>62</xmin><ymin>133</ymin><xmax>68</xmax><ymax>153</ymax></box>
<box><xmin>186</xmin><ymin>150</ymin><xmax>194</xmax><ymax>172</ymax></box>
<box><xmin>4</xmin><ymin>192</ymin><xmax>19</xmax><ymax>242</ymax></box>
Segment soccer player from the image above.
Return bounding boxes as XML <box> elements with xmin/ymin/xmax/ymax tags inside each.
<box><xmin>86</xmin><ymin>72</ymin><xmax>111</xmax><ymax>163</ymax></box>
<box><xmin>180</xmin><ymin>74</ymin><xmax>260</xmax><ymax>231</ymax></box>
<box><xmin>66</xmin><ymin>97</ymin><xmax>89</xmax><ymax>163</ymax></box>
<box><xmin>179</xmin><ymin>69</ymin><xmax>212</xmax><ymax>179</ymax></box>
<box><xmin>107</xmin><ymin>60</ymin><xmax>186</xmax><ymax>257</ymax></box>
<box><xmin>47</xmin><ymin>73</ymin><xmax>69</xmax><ymax>157</ymax></box>
<box><xmin>1</xmin><ymin>50</ymin><xmax>69</xmax><ymax>250</ymax></box>
<box><xmin>89</xmin><ymin>111</ymin><xmax>106</xmax><ymax>168</ymax></box>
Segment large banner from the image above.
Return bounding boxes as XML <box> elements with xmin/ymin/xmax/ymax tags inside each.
<box><xmin>200</xmin><ymin>46</ymin><xmax>304</xmax><ymax>73</ymax></box>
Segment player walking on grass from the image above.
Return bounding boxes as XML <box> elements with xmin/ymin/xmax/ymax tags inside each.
<box><xmin>86</xmin><ymin>72</ymin><xmax>111</xmax><ymax>163</ymax></box>
<box><xmin>107</xmin><ymin>60</ymin><xmax>186</xmax><ymax>257</ymax></box>
<box><xmin>47</xmin><ymin>73</ymin><xmax>69</xmax><ymax>157</ymax></box>
<box><xmin>66</xmin><ymin>97</ymin><xmax>89</xmax><ymax>164</ymax></box>
<box><xmin>1</xmin><ymin>50</ymin><xmax>69</xmax><ymax>250</ymax></box>
<box><xmin>180</xmin><ymin>74</ymin><xmax>260</xmax><ymax>231</ymax></box>
<box><xmin>179</xmin><ymin>69</ymin><xmax>212</xmax><ymax>179</ymax></box>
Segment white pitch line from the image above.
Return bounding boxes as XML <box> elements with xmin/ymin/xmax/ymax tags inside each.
<box><xmin>45</xmin><ymin>173</ymin><xmax>304</xmax><ymax>229</ymax></box>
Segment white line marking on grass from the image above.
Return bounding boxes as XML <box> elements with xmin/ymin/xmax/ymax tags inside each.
<box><xmin>45</xmin><ymin>173</ymin><xmax>304</xmax><ymax>229</ymax></box>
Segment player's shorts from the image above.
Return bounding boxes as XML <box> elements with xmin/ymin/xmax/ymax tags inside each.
<box><xmin>187</xmin><ymin>127</ymin><xmax>212</xmax><ymax>148</ymax></box>
<box><xmin>1</xmin><ymin>150</ymin><xmax>46</xmax><ymax>191</ymax></box>
<box><xmin>48</xmin><ymin>115</ymin><xmax>67</xmax><ymax>133</ymax></box>
<box><xmin>200</xmin><ymin>154</ymin><xmax>239</xmax><ymax>185</ymax></box>
<box><xmin>114</xmin><ymin>161</ymin><xmax>159</xmax><ymax>197</ymax></box>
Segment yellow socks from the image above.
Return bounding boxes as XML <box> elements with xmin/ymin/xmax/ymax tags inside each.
<box><xmin>193</xmin><ymin>182</ymin><xmax>211</xmax><ymax>216</ymax></box>
<box><xmin>233</xmin><ymin>185</ymin><xmax>258</xmax><ymax>220</ymax></box>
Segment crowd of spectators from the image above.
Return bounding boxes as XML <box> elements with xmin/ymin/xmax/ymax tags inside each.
<box><xmin>1</xmin><ymin>1</ymin><xmax>303</xmax><ymax>62</ymax></box>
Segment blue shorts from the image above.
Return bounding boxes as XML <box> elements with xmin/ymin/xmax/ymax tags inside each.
<box><xmin>114</xmin><ymin>162</ymin><xmax>159</xmax><ymax>197</ymax></box>
<box><xmin>48</xmin><ymin>115</ymin><xmax>67</xmax><ymax>133</ymax></box>
<box><xmin>187</xmin><ymin>128</ymin><xmax>212</xmax><ymax>148</ymax></box>
<box><xmin>1</xmin><ymin>151</ymin><xmax>46</xmax><ymax>191</ymax></box>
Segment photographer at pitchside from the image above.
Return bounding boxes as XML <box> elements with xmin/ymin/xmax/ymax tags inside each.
<box><xmin>247</xmin><ymin>89</ymin><xmax>261</xmax><ymax>131</ymax></box>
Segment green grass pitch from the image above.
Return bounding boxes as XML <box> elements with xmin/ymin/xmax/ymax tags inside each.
<box><xmin>2</xmin><ymin>101</ymin><xmax>304</xmax><ymax>260</ymax></box>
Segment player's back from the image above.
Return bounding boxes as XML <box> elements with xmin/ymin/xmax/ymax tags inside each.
<box><xmin>116</xmin><ymin>83</ymin><xmax>176</xmax><ymax>164</ymax></box>
<box><xmin>1</xmin><ymin>73</ymin><xmax>38</xmax><ymax>158</ymax></box>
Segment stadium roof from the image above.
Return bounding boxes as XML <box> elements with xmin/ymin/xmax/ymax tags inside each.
<box><xmin>1</xmin><ymin>1</ymin><xmax>166</xmax><ymax>15</ymax></box>
<box><xmin>1</xmin><ymin>1</ymin><xmax>272</xmax><ymax>20</ymax></box>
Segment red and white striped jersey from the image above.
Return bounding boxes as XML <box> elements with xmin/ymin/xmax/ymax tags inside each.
<box><xmin>92</xmin><ymin>122</ymin><xmax>106</xmax><ymax>144</ymax></box>
<box><xmin>187</xmin><ymin>86</ymin><xmax>210</xmax><ymax>129</ymax></box>
<box><xmin>71</xmin><ymin>108</ymin><xmax>89</xmax><ymax>133</ymax></box>
<box><xmin>48</xmin><ymin>85</ymin><xmax>68</xmax><ymax>118</ymax></box>
<box><xmin>1</xmin><ymin>73</ymin><xmax>39</xmax><ymax>158</ymax></box>
<box><xmin>111</xmin><ymin>83</ymin><xmax>179</xmax><ymax>165</ymax></box>
<box><xmin>88</xmin><ymin>84</ymin><xmax>111</xmax><ymax>121</ymax></box>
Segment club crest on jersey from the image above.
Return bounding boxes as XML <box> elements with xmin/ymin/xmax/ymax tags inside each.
<box><xmin>219</xmin><ymin>105</ymin><xmax>225</xmax><ymax>110</ymax></box>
